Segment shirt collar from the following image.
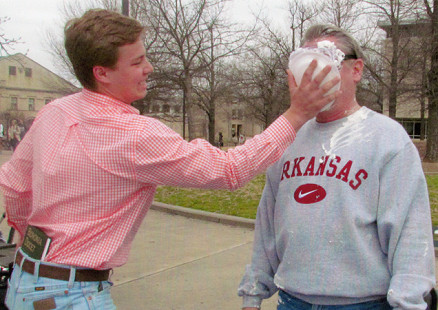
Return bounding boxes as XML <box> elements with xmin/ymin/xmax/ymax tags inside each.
<box><xmin>81</xmin><ymin>88</ymin><xmax>140</xmax><ymax>116</ymax></box>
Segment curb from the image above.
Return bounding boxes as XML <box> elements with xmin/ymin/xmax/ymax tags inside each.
<box><xmin>152</xmin><ymin>202</ymin><xmax>438</xmax><ymax>257</ymax></box>
<box><xmin>150</xmin><ymin>201</ymin><xmax>255</xmax><ymax>229</ymax></box>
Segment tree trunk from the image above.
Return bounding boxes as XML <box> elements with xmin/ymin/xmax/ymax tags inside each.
<box><xmin>425</xmin><ymin>101</ymin><xmax>438</xmax><ymax>161</ymax></box>
<box><xmin>420</xmin><ymin>98</ymin><xmax>426</xmax><ymax>141</ymax></box>
<box><xmin>425</xmin><ymin>1</ymin><xmax>438</xmax><ymax>162</ymax></box>
<box><xmin>421</xmin><ymin>56</ymin><xmax>427</xmax><ymax>141</ymax></box>
<box><xmin>426</xmin><ymin>60</ymin><xmax>438</xmax><ymax>161</ymax></box>
<box><xmin>183</xmin><ymin>74</ymin><xmax>197</xmax><ymax>141</ymax></box>
<box><xmin>208</xmin><ymin>109</ymin><xmax>215</xmax><ymax>145</ymax></box>
<box><xmin>388</xmin><ymin>55</ymin><xmax>399</xmax><ymax>119</ymax></box>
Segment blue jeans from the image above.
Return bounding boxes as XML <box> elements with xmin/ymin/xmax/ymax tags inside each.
<box><xmin>6</xmin><ymin>251</ymin><xmax>116</xmax><ymax>309</ymax></box>
<box><xmin>278</xmin><ymin>291</ymin><xmax>392</xmax><ymax>310</ymax></box>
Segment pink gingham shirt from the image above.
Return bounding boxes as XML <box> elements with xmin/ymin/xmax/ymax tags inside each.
<box><xmin>0</xmin><ymin>89</ymin><xmax>295</xmax><ymax>270</ymax></box>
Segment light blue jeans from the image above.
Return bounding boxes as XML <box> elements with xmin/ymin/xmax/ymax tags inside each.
<box><xmin>5</xmin><ymin>251</ymin><xmax>116</xmax><ymax>309</ymax></box>
<box><xmin>278</xmin><ymin>291</ymin><xmax>392</xmax><ymax>310</ymax></box>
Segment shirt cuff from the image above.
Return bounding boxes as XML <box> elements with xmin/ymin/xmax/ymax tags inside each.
<box><xmin>242</xmin><ymin>295</ymin><xmax>263</xmax><ymax>308</ymax></box>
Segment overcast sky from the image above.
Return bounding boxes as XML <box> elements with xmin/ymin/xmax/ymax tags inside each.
<box><xmin>1</xmin><ymin>0</ymin><xmax>289</xmax><ymax>76</ymax></box>
<box><xmin>1</xmin><ymin>0</ymin><xmax>67</xmax><ymax>72</ymax></box>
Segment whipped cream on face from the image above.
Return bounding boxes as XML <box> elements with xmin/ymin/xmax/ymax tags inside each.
<box><xmin>288</xmin><ymin>40</ymin><xmax>345</xmax><ymax>112</ymax></box>
<box><xmin>314</xmin><ymin>40</ymin><xmax>345</xmax><ymax>70</ymax></box>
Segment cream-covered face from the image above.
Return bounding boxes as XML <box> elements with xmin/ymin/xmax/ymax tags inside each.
<box><xmin>93</xmin><ymin>37</ymin><xmax>154</xmax><ymax>104</ymax></box>
<box><xmin>302</xmin><ymin>37</ymin><xmax>364</xmax><ymax>118</ymax></box>
<box><xmin>289</xmin><ymin>40</ymin><xmax>345</xmax><ymax>112</ymax></box>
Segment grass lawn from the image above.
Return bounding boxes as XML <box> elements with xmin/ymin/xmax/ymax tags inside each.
<box><xmin>428</xmin><ymin>175</ymin><xmax>438</xmax><ymax>226</ymax></box>
<box><xmin>154</xmin><ymin>174</ymin><xmax>266</xmax><ymax>219</ymax></box>
<box><xmin>154</xmin><ymin>174</ymin><xmax>438</xmax><ymax>225</ymax></box>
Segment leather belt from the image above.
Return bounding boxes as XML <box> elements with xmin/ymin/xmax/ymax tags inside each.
<box><xmin>15</xmin><ymin>251</ymin><xmax>110</xmax><ymax>282</ymax></box>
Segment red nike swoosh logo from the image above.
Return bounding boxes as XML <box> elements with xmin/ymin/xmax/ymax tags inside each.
<box><xmin>298</xmin><ymin>189</ymin><xmax>318</xmax><ymax>198</ymax></box>
<box><xmin>294</xmin><ymin>184</ymin><xmax>326</xmax><ymax>204</ymax></box>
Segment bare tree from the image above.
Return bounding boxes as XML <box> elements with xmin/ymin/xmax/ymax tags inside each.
<box><xmin>138</xmin><ymin>0</ymin><xmax>215</xmax><ymax>140</ymax></box>
<box><xmin>232</xmin><ymin>0</ymin><xmax>321</xmax><ymax>129</ymax></box>
<box><xmin>319</xmin><ymin>0</ymin><xmax>362</xmax><ymax>31</ymax></box>
<box><xmin>361</xmin><ymin>0</ymin><xmax>421</xmax><ymax>119</ymax></box>
<box><xmin>0</xmin><ymin>17</ymin><xmax>22</xmax><ymax>56</ymax></box>
<box><xmin>288</xmin><ymin>0</ymin><xmax>321</xmax><ymax>50</ymax></box>
<box><xmin>139</xmin><ymin>0</ymin><xmax>256</xmax><ymax>141</ymax></box>
<box><xmin>232</xmin><ymin>18</ymin><xmax>292</xmax><ymax>129</ymax></box>
<box><xmin>423</xmin><ymin>0</ymin><xmax>438</xmax><ymax>161</ymax></box>
<box><xmin>356</xmin><ymin>51</ymin><xmax>386</xmax><ymax>111</ymax></box>
<box><xmin>191</xmin><ymin>12</ymin><xmax>257</xmax><ymax>144</ymax></box>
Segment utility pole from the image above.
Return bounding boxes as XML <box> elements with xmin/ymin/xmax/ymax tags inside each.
<box><xmin>122</xmin><ymin>0</ymin><xmax>129</xmax><ymax>16</ymax></box>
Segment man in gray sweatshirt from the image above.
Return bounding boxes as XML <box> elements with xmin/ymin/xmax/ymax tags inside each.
<box><xmin>238</xmin><ymin>24</ymin><xmax>436</xmax><ymax>310</ymax></box>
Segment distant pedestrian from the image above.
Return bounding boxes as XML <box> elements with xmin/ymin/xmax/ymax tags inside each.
<box><xmin>0</xmin><ymin>123</ymin><xmax>3</xmax><ymax>153</ymax></box>
<box><xmin>8</xmin><ymin>120</ymin><xmax>21</xmax><ymax>151</ymax></box>
<box><xmin>239</xmin><ymin>134</ymin><xmax>245</xmax><ymax>145</ymax></box>
<box><xmin>18</xmin><ymin>120</ymin><xmax>26</xmax><ymax>140</ymax></box>
<box><xmin>218</xmin><ymin>132</ymin><xmax>224</xmax><ymax>148</ymax></box>
<box><xmin>232</xmin><ymin>134</ymin><xmax>238</xmax><ymax>146</ymax></box>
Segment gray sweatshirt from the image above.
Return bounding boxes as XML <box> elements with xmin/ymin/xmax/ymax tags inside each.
<box><xmin>238</xmin><ymin>107</ymin><xmax>436</xmax><ymax>309</ymax></box>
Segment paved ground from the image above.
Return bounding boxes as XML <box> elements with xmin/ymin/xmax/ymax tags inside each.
<box><xmin>0</xmin><ymin>150</ymin><xmax>437</xmax><ymax>309</ymax></box>
<box><xmin>111</xmin><ymin>210</ymin><xmax>277</xmax><ymax>309</ymax></box>
<box><xmin>423</xmin><ymin>161</ymin><xmax>438</xmax><ymax>175</ymax></box>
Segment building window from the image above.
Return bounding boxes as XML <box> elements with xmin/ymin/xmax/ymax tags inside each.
<box><xmin>162</xmin><ymin>104</ymin><xmax>170</xmax><ymax>113</ymax></box>
<box><xmin>45</xmin><ymin>99</ymin><xmax>52</xmax><ymax>105</ymax></box>
<box><xmin>28</xmin><ymin>98</ymin><xmax>35</xmax><ymax>111</ymax></box>
<box><xmin>152</xmin><ymin>104</ymin><xmax>160</xmax><ymax>113</ymax></box>
<box><xmin>11</xmin><ymin>97</ymin><xmax>18</xmax><ymax>110</ymax></box>
<box><xmin>25</xmin><ymin>68</ymin><xmax>32</xmax><ymax>77</ymax></box>
<box><xmin>231</xmin><ymin>124</ymin><xmax>242</xmax><ymax>138</ymax></box>
<box><xmin>398</xmin><ymin>118</ymin><xmax>428</xmax><ymax>139</ymax></box>
<box><xmin>9</xmin><ymin>66</ymin><xmax>16</xmax><ymax>76</ymax></box>
<box><xmin>232</xmin><ymin>109</ymin><xmax>243</xmax><ymax>120</ymax></box>
<box><xmin>174</xmin><ymin>106</ymin><xmax>181</xmax><ymax>114</ymax></box>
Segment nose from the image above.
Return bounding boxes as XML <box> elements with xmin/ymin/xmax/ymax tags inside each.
<box><xmin>144</xmin><ymin>59</ymin><xmax>154</xmax><ymax>74</ymax></box>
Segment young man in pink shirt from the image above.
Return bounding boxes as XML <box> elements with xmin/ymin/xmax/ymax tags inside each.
<box><xmin>0</xmin><ymin>10</ymin><xmax>339</xmax><ymax>308</ymax></box>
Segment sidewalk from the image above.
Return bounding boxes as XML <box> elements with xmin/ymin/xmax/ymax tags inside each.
<box><xmin>110</xmin><ymin>209</ymin><xmax>277</xmax><ymax>309</ymax></box>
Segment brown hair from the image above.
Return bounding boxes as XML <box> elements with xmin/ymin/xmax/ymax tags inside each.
<box><xmin>64</xmin><ymin>9</ymin><xmax>145</xmax><ymax>90</ymax></box>
<box><xmin>301</xmin><ymin>24</ymin><xmax>365</xmax><ymax>61</ymax></box>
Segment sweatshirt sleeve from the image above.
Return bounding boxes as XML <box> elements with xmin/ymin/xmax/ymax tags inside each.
<box><xmin>238</xmin><ymin>167</ymin><xmax>281</xmax><ymax>308</ymax></box>
<box><xmin>377</xmin><ymin>141</ymin><xmax>436</xmax><ymax>309</ymax></box>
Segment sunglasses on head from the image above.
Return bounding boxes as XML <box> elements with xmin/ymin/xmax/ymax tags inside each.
<box><xmin>343</xmin><ymin>54</ymin><xmax>358</xmax><ymax>60</ymax></box>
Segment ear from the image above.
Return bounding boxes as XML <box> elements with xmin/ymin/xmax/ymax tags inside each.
<box><xmin>93</xmin><ymin>66</ymin><xmax>111</xmax><ymax>84</ymax></box>
<box><xmin>352</xmin><ymin>59</ymin><xmax>364</xmax><ymax>83</ymax></box>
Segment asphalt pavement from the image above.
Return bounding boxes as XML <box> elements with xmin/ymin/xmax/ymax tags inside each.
<box><xmin>0</xmin><ymin>150</ymin><xmax>437</xmax><ymax>309</ymax></box>
<box><xmin>111</xmin><ymin>208</ymin><xmax>277</xmax><ymax>309</ymax></box>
